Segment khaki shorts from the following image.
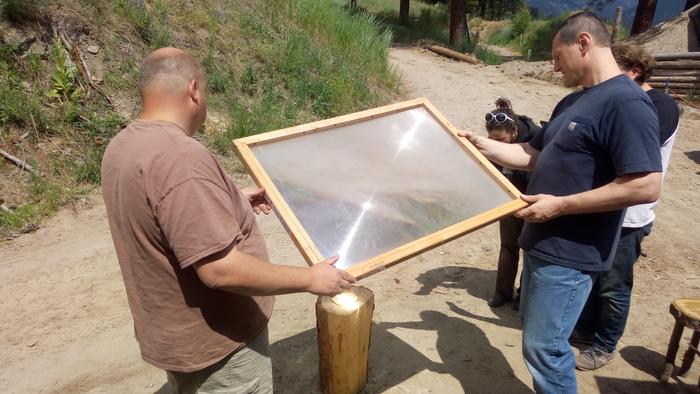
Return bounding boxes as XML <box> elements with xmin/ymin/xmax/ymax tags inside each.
<box><xmin>166</xmin><ymin>327</ymin><xmax>272</xmax><ymax>394</ymax></box>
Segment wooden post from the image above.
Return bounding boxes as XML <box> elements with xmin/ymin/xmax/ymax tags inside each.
<box><xmin>611</xmin><ymin>6</ymin><xmax>623</xmax><ymax>44</ymax></box>
<box><xmin>526</xmin><ymin>48</ymin><xmax>532</xmax><ymax>62</ymax></box>
<box><xmin>473</xmin><ymin>31</ymin><xmax>480</xmax><ymax>53</ymax></box>
<box><xmin>316</xmin><ymin>286</ymin><xmax>374</xmax><ymax>394</ymax></box>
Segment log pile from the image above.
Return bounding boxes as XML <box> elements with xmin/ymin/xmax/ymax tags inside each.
<box><xmin>651</xmin><ymin>53</ymin><xmax>700</xmax><ymax>99</ymax></box>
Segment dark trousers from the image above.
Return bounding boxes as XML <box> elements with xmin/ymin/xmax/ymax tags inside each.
<box><xmin>576</xmin><ymin>223</ymin><xmax>653</xmax><ymax>353</ymax></box>
<box><xmin>495</xmin><ymin>215</ymin><xmax>525</xmax><ymax>297</ymax></box>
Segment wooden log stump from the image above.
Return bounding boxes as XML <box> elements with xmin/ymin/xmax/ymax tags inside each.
<box><xmin>316</xmin><ymin>286</ymin><xmax>374</xmax><ymax>394</ymax></box>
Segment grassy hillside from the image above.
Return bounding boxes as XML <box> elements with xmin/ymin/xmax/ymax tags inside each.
<box><xmin>0</xmin><ymin>0</ymin><xmax>398</xmax><ymax>237</ymax></box>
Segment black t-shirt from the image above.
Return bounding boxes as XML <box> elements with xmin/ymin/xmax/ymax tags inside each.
<box><xmin>647</xmin><ymin>89</ymin><xmax>680</xmax><ymax>144</ymax></box>
<box><xmin>519</xmin><ymin>75</ymin><xmax>662</xmax><ymax>271</ymax></box>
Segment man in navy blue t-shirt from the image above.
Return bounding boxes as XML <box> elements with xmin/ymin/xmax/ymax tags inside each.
<box><xmin>460</xmin><ymin>12</ymin><xmax>662</xmax><ymax>393</ymax></box>
<box><xmin>573</xmin><ymin>43</ymin><xmax>680</xmax><ymax>371</ymax></box>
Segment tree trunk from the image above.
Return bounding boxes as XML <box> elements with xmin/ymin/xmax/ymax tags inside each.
<box><xmin>478</xmin><ymin>0</ymin><xmax>486</xmax><ymax>18</ymax></box>
<box><xmin>611</xmin><ymin>6</ymin><xmax>623</xmax><ymax>44</ymax></box>
<box><xmin>449</xmin><ymin>0</ymin><xmax>468</xmax><ymax>45</ymax></box>
<box><xmin>685</xmin><ymin>0</ymin><xmax>700</xmax><ymax>11</ymax></box>
<box><xmin>631</xmin><ymin>0</ymin><xmax>657</xmax><ymax>35</ymax></box>
<box><xmin>349</xmin><ymin>0</ymin><xmax>357</xmax><ymax>9</ymax></box>
<box><xmin>317</xmin><ymin>287</ymin><xmax>374</xmax><ymax>394</ymax></box>
<box><xmin>399</xmin><ymin>0</ymin><xmax>410</xmax><ymax>25</ymax></box>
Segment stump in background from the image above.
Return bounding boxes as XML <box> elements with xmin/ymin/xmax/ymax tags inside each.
<box><xmin>316</xmin><ymin>286</ymin><xmax>375</xmax><ymax>394</ymax></box>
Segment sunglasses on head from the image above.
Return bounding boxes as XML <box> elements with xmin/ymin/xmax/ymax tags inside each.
<box><xmin>485</xmin><ymin>112</ymin><xmax>515</xmax><ymax>124</ymax></box>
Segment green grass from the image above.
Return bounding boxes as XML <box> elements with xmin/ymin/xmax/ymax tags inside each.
<box><xmin>115</xmin><ymin>0</ymin><xmax>172</xmax><ymax>48</ymax></box>
<box><xmin>484</xmin><ymin>12</ymin><xmax>570</xmax><ymax>61</ymax></box>
<box><xmin>0</xmin><ymin>0</ymin><xmax>43</xmax><ymax>22</ymax></box>
<box><xmin>487</xmin><ymin>25</ymin><xmax>514</xmax><ymax>45</ymax></box>
<box><xmin>1</xmin><ymin>0</ymin><xmax>400</xmax><ymax>236</ymax></box>
<box><xmin>0</xmin><ymin>42</ymin><xmax>47</xmax><ymax>134</ymax></box>
<box><xmin>0</xmin><ymin>175</ymin><xmax>92</xmax><ymax>234</ymax></box>
<box><xmin>519</xmin><ymin>15</ymin><xmax>569</xmax><ymax>61</ymax></box>
<box><xmin>344</xmin><ymin>0</ymin><xmax>502</xmax><ymax>65</ymax></box>
<box><xmin>208</xmin><ymin>0</ymin><xmax>398</xmax><ymax>152</ymax></box>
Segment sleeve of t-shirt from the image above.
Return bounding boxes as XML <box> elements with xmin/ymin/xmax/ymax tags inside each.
<box><xmin>156</xmin><ymin>178</ymin><xmax>243</xmax><ymax>268</ymax></box>
<box><xmin>601</xmin><ymin>99</ymin><xmax>663</xmax><ymax>176</ymax></box>
<box><xmin>650</xmin><ymin>91</ymin><xmax>680</xmax><ymax>144</ymax></box>
<box><xmin>528</xmin><ymin>91</ymin><xmax>579</xmax><ymax>151</ymax></box>
<box><xmin>528</xmin><ymin>123</ymin><xmax>545</xmax><ymax>151</ymax></box>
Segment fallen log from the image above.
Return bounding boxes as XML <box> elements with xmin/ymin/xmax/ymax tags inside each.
<box><xmin>653</xmin><ymin>52</ymin><xmax>700</xmax><ymax>61</ymax></box>
<box><xmin>651</xmin><ymin>87</ymin><xmax>698</xmax><ymax>95</ymax></box>
<box><xmin>653</xmin><ymin>60</ymin><xmax>700</xmax><ymax>70</ymax></box>
<box><xmin>427</xmin><ymin>45</ymin><xmax>480</xmax><ymax>64</ymax></box>
<box><xmin>0</xmin><ymin>149</ymin><xmax>39</xmax><ymax>176</ymax></box>
<box><xmin>648</xmin><ymin>76</ymin><xmax>700</xmax><ymax>83</ymax></box>
<box><xmin>649</xmin><ymin>82</ymin><xmax>700</xmax><ymax>90</ymax></box>
<box><xmin>652</xmin><ymin>69</ymin><xmax>700</xmax><ymax>76</ymax></box>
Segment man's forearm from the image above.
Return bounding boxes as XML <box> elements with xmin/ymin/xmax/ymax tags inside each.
<box><xmin>516</xmin><ymin>172</ymin><xmax>662</xmax><ymax>222</ymax></box>
<box><xmin>562</xmin><ymin>172</ymin><xmax>662</xmax><ymax>215</ymax></box>
<box><xmin>468</xmin><ymin>135</ymin><xmax>538</xmax><ymax>170</ymax></box>
<box><xmin>195</xmin><ymin>249</ymin><xmax>312</xmax><ymax>296</ymax></box>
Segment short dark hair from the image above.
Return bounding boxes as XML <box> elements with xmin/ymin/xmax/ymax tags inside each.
<box><xmin>556</xmin><ymin>11</ymin><xmax>611</xmax><ymax>47</ymax></box>
<box><xmin>137</xmin><ymin>49</ymin><xmax>204</xmax><ymax>97</ymax></box>
<box><xmin>612</xmin><ymin>43</ymin><xmax>655</xmax><ymax>83</ymax></box>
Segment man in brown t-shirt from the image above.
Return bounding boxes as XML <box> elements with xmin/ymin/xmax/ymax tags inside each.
<box><xmin>101</xmin><ymin>47</ymin><xmax>355</xmax><ymax>393</ymax></box>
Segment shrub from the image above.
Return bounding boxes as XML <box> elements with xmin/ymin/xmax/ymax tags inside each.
<box><xmin>0</xmin><ymin>0</ymin><xmax>43</xmax><ymax>22</ymax></box>
<box><xmin>519</xmin><ymin>14</ymin><xmax>569</xmax><ymax>61</ymax></box>
<box><xmin>511</xmin><ymin>7</ymin><xmax>532</xmax><ymax>37</ymax></box>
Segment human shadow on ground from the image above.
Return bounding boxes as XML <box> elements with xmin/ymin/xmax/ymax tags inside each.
<box><xmin>414</xmin><ymin>265</ymin><xmax>522</xmax><ymax>330</ymax></box>
<box><xmin>685</xmin><ymin>150</ymin><xmax>700</xmax><ymax>165</ymax></box>
<box><xmin>270</xmin><ymin>316</ymin><xmax>531</xmax><ymax>393</ymax></box>
<box><xmin>594</xmin><ymin>376</ymin><xmax>694</xmax><ymax>394</ymax></box>
<box><xmin>617</xmin><ymin>346</ymin><xmax>697</xmax><ymax>392</ymax></box>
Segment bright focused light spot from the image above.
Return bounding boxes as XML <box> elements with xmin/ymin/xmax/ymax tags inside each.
<box><xmin>398</xmin><ymin>133</ymin><xmax>414</xmax><ymax>151</ymax></box>
<box><xmin>331</xmin><ymin>291</ymin><xmax>360</xmax><ymax>310</ymax></box>
<box><xmin>362</xmin><ymin>201</ymin><xmax>372</xmax><ymax>211</ymax></box>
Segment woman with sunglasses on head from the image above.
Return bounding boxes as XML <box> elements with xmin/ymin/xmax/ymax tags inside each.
<box><xmin>485</xmin><ymin>98</ymin><xmax>541</xmax><ymax>310</ymax></box>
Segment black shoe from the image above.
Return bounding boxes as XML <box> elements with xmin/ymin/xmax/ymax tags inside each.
<box><xmin>512</xmin><ymin>294</ymin><xmax>520</xmax><ymax>311</ymax></box>
<box><xmin>488</xmin><ymin>293</ymin><xmax>512</xmax><ymax>308</ymax></box>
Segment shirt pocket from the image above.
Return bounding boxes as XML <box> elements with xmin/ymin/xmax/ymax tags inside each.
<box><xmin>551</xmin><ymin>115</ymin><xmax>595</xmax><ymax>153</ymax></box>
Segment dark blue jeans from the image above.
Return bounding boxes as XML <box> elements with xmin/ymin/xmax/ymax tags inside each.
<box><xmin>521</xmin><ymin>252</ymin><xmax>596</xmax><ymax>394</ymax></box>
<box><xmin>576</xmin><ymin>223</ymin><xmax>653</xmax><ymax>353</ymax></box>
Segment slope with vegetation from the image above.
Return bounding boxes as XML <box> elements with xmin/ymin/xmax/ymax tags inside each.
<box><xmin>346</xmin><ymin>0</ymin><xmax>508</xmax><ymax>64</ymax></box>
<box><xmin>0</xmin><ymin>0</ymin><xmax>399</xmax><ymax>237</ymax></box>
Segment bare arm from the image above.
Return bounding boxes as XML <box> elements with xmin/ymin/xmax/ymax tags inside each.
<box><xmin>458</xmin><ymin>131</ymin><xmax>539</xmax><ymax>170</ymax></box>
<box><xmin>516</xmin><ymin>172</ymin><xmax>662</xmax><ymax>222</ymax></box>
<box><xmin>193</xmin><ymin>248</ymin><xmax>356</xmax><ymax>296</ymax></box>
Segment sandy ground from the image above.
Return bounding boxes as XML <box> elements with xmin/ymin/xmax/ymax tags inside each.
<box><xmin>1</xmin><ymin>47</ymin><xmax>700</xmax><ymax>393</ymax></box>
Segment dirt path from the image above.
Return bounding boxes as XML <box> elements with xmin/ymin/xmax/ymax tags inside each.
<box><xmin>1</xmin><ymin>47</ymin><xmax>699</xmax><ymax>393</ymax></box>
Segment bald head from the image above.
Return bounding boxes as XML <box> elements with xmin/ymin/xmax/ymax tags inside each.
<box><xmin>137</xmin><ymin>47</ymin><xmax>208</xmax><ymax>134</ymax></box>
<box><xmin>138</xmin><ymin>47</ymin><xmax>204</xmax><ymax>98</ymax></box>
